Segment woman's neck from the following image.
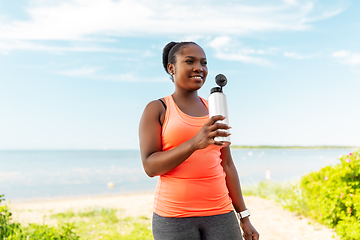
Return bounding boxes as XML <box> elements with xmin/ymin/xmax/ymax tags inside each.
<box><xmin>172</xmin><ymin>91</ymin><xmax>208</xmax><ymax>117</ymax></box>
<box><xmin>172</xmin><ymin>90</ymin><xmax>199</xmax><ymax>102</ymax></box>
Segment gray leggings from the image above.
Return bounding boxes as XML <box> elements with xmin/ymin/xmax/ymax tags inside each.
<box><xmin>152</xmin><ymin>211</ymin><xmax>242</xmax><ymax>240</ymax></box>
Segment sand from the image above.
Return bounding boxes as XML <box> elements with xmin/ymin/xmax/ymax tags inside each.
<box><xmin>8</xmin><ymin>192</ymin><xmax>339</xmax><ymax>240</ymax></box>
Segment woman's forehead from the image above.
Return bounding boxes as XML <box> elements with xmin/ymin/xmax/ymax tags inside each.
<box><xmin>180</xmin><ymin>44</ymin><xmax>206</xmax><ymax>58</ymax></box>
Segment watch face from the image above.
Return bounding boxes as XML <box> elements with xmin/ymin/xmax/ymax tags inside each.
<box><xmin>237</xmin><ymin>209</ymin><xmax>250</xmax><ymax>219</ymax></box>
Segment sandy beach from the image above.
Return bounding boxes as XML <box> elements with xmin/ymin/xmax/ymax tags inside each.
<box><xmin>8</xmin><ymin>192</ymin><xmax>339</xmax><ymax>240</ymax></box>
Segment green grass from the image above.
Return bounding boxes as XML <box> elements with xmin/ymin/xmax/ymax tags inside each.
<box><xmin>1</xmin><ymin>193</ymin><xmax>80</xmax><ymax>240</ymax></box>
<box><xmin>242</xmin><ymin>181</ymin><xmax>306</xmax><ymax>213</ymax></box>
<box><xmin>50</xmin><ymin>207</ymin><xmax>153</xmax><ymax>240</ymax></box>
<box><xmin>1</xmin><ymin>193</ymin><xmax>152</xmax><ymax>240</ymax></box>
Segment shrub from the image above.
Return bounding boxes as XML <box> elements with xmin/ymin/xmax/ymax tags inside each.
<box><xmin>300</xmin><ymin>149</ymin><xmax>360</xmax><ymax>240</ymax></box>
<box><xmin>0</xmin><ymin>194</ymin><xmax>21</xmax><ymax>239</ymax></box>
<box><xmin>242</xmin><ymin>149</ymin><xmax>360</xmax><ymax>240</ymax></box>
<box><xmin>8</xmin><ymin>223</ymin><xmax>80</xmax><ymax>240</ymax></box>
<box><xmin>0</xmin><ymin>194</ymin><xmax>80</xmax><ymax>240</ymax></box>
<box><xmin>51</xmin><ymin>207</ymin><xmax>153</xmax><ymax>240</ymax></box>
<box><xmin>1</xmin><ymin>194</ymin><xmax>152</xmax><ymax>240</ymax></box>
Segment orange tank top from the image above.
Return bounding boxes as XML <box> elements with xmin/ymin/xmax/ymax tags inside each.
<box><xmin>153</xmin><ymin>95</ymin><xmax>233</xmax><ymax>217</ymax></box>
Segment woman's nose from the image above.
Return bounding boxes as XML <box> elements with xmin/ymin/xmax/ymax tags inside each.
<box><xmin>193</xmin><ymin>63</ymin><xmax>203</xmax><ymax>72</ymax></box>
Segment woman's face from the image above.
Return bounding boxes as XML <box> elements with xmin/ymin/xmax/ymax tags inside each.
<box><xmin>170</xmin><ymin>44</ymin><xmax>208</xmax><ymax>91</ymax></box>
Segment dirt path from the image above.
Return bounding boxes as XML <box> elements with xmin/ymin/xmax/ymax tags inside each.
<box><xmin>9</xmin><ymin>193</ymin><xmax>339</xmax><ymax>240</ymax></box>
<box><xmin>244</xmin><ymin>196</ymin><xmax>338</xmax><ymax>240</ymax></box>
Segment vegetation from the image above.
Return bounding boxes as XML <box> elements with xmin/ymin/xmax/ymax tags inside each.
<box><xmin>1</xmin><ymin>194</ymin><xmax>79</xmax><ymax>239</ymax></box>
<box><xmin>0</xmin><ymin>195</ymin><xmax>152</xmax><ymax>239</ymax></box>
<box><xmin>0</xmin><ymin>195</ymin><xmax>21</xmax><ymax>239</ymax></box>
<box><xmin>301</xmin><ymin>149</ymin><xmax>360</xmax><ymax>239</ymax></box>
<box><xmin>51</xmin><ymin>207</ymin><xmax>152</xmax><ymax>240</ymax></box>
<box><xmin>3</xmin><ymin>149</ymin><xmax>359</xmax><ymax>239</ymax></box>
<box><xmin>243</xmin><ymin>149</ymin><xmax>360</xmax><ymax>240</ymax></box>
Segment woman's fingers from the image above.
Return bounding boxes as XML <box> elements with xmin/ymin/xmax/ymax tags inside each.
<box><xmin>193</xmin><ymin>115</ymin><xmax>231</xmax><ymax>150</ymax></box>
<box><xmin>206</xmin><ymin>115</ymin><xmax>226</xmax><ymax>126</ymax></box>
<box><xmin>209</xmin><ymin>122</ymin><xmax>231</xmax><ymax>132</ymax></box>
<box><xmin>209</xmin><ymin>129</ymin><xmax>231</xmax><ymax>138</ymax></box>
<box><xmin>208</xmin><ymin>115</ymin><xmax>231</xmax><ymax>144</ymax></box>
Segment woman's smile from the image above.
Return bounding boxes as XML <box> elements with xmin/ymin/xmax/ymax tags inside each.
<box><xmin>190</xmin><ymin>75</ymin><xmax>204</xmax><ymax>83</ymax></box>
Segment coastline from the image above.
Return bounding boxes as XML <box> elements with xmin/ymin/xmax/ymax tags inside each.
<box><xmin>8</xmin><ymin>192</ymin><xmax>339</xmax><ymax>240</ymax></box>
<box><xmin>6</xmin><ymin>189</ymin><xmax>156</xmax><ymax>204</ymax></box>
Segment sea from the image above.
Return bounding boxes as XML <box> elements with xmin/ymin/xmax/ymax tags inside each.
<box><xmin>0</xmin><ymin>148</ymin><xmax>356</xmax><ymax>202</ymax></box>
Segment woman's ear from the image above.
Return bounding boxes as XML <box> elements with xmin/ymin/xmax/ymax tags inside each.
<box><xmin>167</xmin><ymin>63</ymin><xmax>175</xmax><ymax>75</ymax></box>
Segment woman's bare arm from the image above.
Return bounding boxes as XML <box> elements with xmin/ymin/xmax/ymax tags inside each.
<box><xmin>220</xmin><ymin>146</ymin><xmax>247</xmax><ymax>212</ymax></box>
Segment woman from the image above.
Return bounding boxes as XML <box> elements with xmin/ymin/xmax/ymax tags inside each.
<box><xmin>139</xmin><ymin>41</ymin><xmax>259</xmax><ymax>240</ymax></box>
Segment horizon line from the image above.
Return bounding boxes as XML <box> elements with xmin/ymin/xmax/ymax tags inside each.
<box><xmin>0</xmin><ymin>145</ymin><xmax>358</xmax><ymax>151</ymax></box>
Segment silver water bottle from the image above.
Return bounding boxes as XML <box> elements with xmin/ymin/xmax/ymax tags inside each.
<box><xmin>208</xmin><ymin>74</ymin><xmax>231</xmax><ymax>146</ymax></box>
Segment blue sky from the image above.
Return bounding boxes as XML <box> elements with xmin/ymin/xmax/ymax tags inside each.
<box><xmin>0</xmin><ymin>0</ymin><xmax>359</xmax><ymax>150</ymax></box>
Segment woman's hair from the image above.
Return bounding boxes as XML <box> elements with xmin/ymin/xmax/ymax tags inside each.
<box><xmin>162</xmin><ymin>41</ymin><xmax>198</xmax><ymax>81</ymax></box>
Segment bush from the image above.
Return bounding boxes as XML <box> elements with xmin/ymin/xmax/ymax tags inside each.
<box><xmin>300</xmin><ymin>149</ymin><xmax>360</xmax><ymax>240</ymax></box>
<box><xmin>242</xmin><ymin>149</ymin><xmax>360</xmax><ymax>240</ymax></box>
<box><xmin>0</xmin><ymin>194</ymin><xmax>80</xmax><ymax>240</ymax></box>
<box><xmin>1</xmin><ymin>193</ymin><xmax>152</xmax><ymax>239</ymax></box>
<box><xmin>0</xmin><ymin>194</ymin><xmax>21</xmax><ymax>239</ymax></box>
<box><xmin>8</xmin><ymin>223</ymin><xmax>80</xmax><ymax>240</ymax></box>
<box><xmin>51</xmin><ymin>208</ymin><xmax>153</xmax><ymax>240</ymax></box>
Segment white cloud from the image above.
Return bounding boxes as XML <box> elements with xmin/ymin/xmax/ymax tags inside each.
<box><xmin>283</xmin><ymin>51</ymin><xmax>321</xmax><ymax>59</ymax></box>
<box><xmin>333</xmin><ymin>50</ymin><xmax>360</xmax><ymax>66</ymax></box>
<box><xmin>56</xmin><ymin>67</ymin><xmax>99</xmax><ymax>76</ymax></box>
<box><xmin>0</xmin><ymin>0</ymin><xmax>346</xmax><ymax>42</ymax></box>
<box><xmin>0</xmin><ymin>40</ymin><xmax>133</xmax><ymax>54</ymax></box>
<box><xmin>208</xmin><ymin>36</ymin><xmax>275</xmax><ymax>66</ymax></box>
<box><xmin>55</xmin><ymin>68</ymin><xmax>168</xmax><ymax>82</ymax></box>
<box><xmin>300</xmin><ymin>2</ymin><xmax>347</xmax><ymax>24</ymax></box>
<box><xmin>95</xmin><ymin>73</ymin><xmax>168</xmax><ymax>82</ymax></box>
<box><xmin>208</xmin><ymin>36</ymin><xmax>232</xmax><ymax>51</ymax></box>
<box><xmin>215</xmin><ymin>51</ymin><xmax>273</xmax><ymax>66</ymax></box>
<box><xmin>283</xmin><ymin>0</ymin><xmax>299</xmax><ymax>6</ymax></box>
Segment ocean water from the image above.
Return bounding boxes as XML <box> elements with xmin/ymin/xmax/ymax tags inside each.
<box><xmin>0</xmin><ymin>148</ymin><xmax>356</xmax><ymax>202</ymax></box>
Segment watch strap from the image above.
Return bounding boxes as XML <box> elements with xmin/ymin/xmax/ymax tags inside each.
<box><xmin>236</xmin><ymin>209</ymin><xmax>250</xmax><ymax>219</ymax></box>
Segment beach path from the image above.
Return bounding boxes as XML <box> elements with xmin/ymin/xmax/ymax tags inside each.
<box><xmin>9</xmin><ymin>192</ymin><xmax>339</xmax><ymax>240</ymax></box>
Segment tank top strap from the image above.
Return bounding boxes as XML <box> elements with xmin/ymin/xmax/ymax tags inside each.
<box><xmin>162</xmin><ymin>96</ymin><xmax>173</xmax><ymax>135</ymax></box>
<box><xmin>163</xmin><ymin>95</ymin><xmax>174</xmax><ymax>111</ymax></box>
<box><xmin>199</xmin><ymin>96</ymin><xmax>209</xmax><ymax>109</ymax></box>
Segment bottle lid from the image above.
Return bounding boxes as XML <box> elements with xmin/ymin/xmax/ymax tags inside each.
<box><xmin>215</xmin><ymin>74</ymin><xmax>227</xmax><ymax>87</ymax></box>
<box><xmin>210</xmin><ymin>87</ymin><xmax>222</xmax><ymax>94</ymax></box>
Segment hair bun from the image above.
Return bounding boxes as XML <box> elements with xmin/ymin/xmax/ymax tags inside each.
<box><xmin>162</xmin><ymin>42</ymin><xmax>177</xmax><ymax>73</ymax></box>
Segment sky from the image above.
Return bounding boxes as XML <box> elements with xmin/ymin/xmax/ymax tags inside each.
<box><xmin>0</xmin><ymin>0</ymin><xmax>359</xmax><ymax>150</ymax></box>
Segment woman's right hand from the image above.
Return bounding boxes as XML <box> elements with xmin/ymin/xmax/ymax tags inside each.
<box><xmin>190</xmin><ymin>115</ymin><xmax>231</xmax><ymax>150</ymax></box>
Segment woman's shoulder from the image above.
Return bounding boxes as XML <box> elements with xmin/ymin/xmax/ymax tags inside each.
<box><xmin>143</xmin><ymin>98</ymin><xmax>167</xmax><ymax>116</ymax></box>
<box><xmin>146</xmin><ymin>97</ymin><xmax>166</xmax><ymax>109</ymax></box>
<box><xmin>141</xmin><ymin>98</ymin><xmax>167</xmax><ymax>126</ymax></box>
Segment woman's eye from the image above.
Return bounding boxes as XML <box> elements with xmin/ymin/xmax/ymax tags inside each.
<box><xmin>202</xmin><ymin>61</ymin><xmax>207</xmax><ymax>65</ymax></box>
<box><xmin>185</xmin><ymin>60</ymin><xmax>193</xmax><ymax>63</ymax></box>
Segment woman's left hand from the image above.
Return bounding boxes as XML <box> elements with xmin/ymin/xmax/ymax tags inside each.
<box><xmin>240</xmin><ymin>217</ymin><xmax>259</xmax><ymax>240</ymax></box>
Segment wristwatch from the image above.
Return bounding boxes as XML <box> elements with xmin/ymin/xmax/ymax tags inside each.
<box><xmin>236</xmin><ymin>209</ymin><xmax>250</xmax><ymax>219</ymax></box>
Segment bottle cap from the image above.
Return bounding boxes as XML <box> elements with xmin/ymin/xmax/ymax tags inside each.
<box><xmin>210</xmin><ymin>87</ymin><xmax>222</xmax><ymax>94</ymax></box>
<box><xmin>215</xmin><ymin>74</ymin><xmax>227</xmax><ymax>87</ymax></box>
